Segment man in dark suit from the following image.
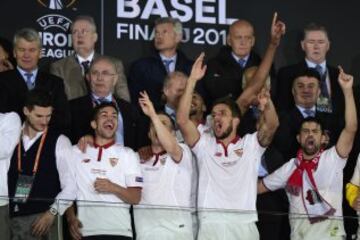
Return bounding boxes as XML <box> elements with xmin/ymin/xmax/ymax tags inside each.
<box><xmin>203</xmin><ymin>19</ymin><xmax>276</xmax><ymax>109</ymax></box>
<box><xmin>128</xmin><ymin>17</ymin><xmax>194</xmax><ymax>109</ymax></box>
<box><xmin>274</xmin><ymin>68</ymin><xmax>342</xmax><ymax>162</ymax></box>
<box><xmin>50</xmin><ymin>15</ymin><xmax>130</xmax><ymax>102</ymax></box>
<box><xmin>70</xmin><ymin>56</ymin><xmax>146</xmax><ymax>150</ymax></box>
<box><xmin>0</xmin><ymin>28</ymin><xmax>70</xmax><ymax>133</ymax></box>
<box><xmin>275</xmin><ymin>23</ymin><xmax>344</xmax><ymax>116</ymax></box>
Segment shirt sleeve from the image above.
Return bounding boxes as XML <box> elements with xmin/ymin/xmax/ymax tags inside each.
<box><xmin>263</xmin><ymin>160</ymin><xmax>295</xmax><ymax>191</ymax></box>
<box><xmin>177</xmin><ymin>143</ymin><xmax>193</xmax><ymax>170</ymax></box>
<box><xmin>246</xmin><ymin>132</ymin><xmax>267</xmax><ymax>159</ymax></box>
<box><xmin>0</xmin><ymin>112</ymin><xmax>21</xmax><ymax>160</ymax></box>
<box><xmin>124</xmin><ymin>148</ymin><xmax>143</xmax><ymax>188</ymax></box>
<box><xmin>51</xmin><ymin>135</ymin><xmax>76</xmax><ymax>215</ymax></box>
<box><xmin>191</xmin><ymin>131</ymin><xmax>208</xmax><ymax>156</ymax></box>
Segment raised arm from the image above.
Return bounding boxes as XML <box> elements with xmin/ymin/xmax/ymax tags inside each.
<box><xmin>335</xmin><ymin>66</ymin><xmax>357</xmax><ymax>158</ymax></box>
<box><xmin>176</xmin><ymin>53</ymin><xmax>207</xmax><ymax>147</ymax></box>
<box><xmin>139</xmin><ymin>91</ymin><xmax>182</xmax><ymax>162</ymax></box>
<box><xmin>257</xmin><ymin>89</ymin><xmax>279</xmax><ymax>147</ymax></box>
<box><xmin>237</xmin><ymin>12</ymin><xmax>286</xmax><ymax>114</ymax></box>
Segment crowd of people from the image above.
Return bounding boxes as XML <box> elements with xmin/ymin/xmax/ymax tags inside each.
<box><xmin>1</xmin><ymin>12</ymin><xmax>360</xmax><ymax>240</ymax></box>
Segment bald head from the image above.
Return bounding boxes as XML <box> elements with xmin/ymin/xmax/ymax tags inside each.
<box><xmin>227</xmin><ymin>20</ymin><xmax>255</xmax><ymax>58</ymax></box>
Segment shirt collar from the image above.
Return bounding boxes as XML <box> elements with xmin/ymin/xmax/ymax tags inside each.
<box><xmin>231</xmin><ymin>52</ymin><xmax>250</xmax><ymax>63</ymax></box>
<box><xmin>305</xmin><ymin>58</ymin><xmax>326</xmax><ymax>69</ymax></box>
<box><xmin>159</xmin><ymin>53</ymin><xmax>177</xmax><ymax>63</ymax></box>
<box><xmin>21</xmin><ymin>123</ymin><xmax>44</xmax><ymax>141</ymax></box>
<box><xmin>164</xmin><ymin>105</ymin><xmax>176</xmax><ymax>118</ymax></box>
<box><xmin>91</xmin><ymin>93</ymin><xmax>113</xmax><ymax>102</ymax></box>
<box><xmin>76</xmin><ymin>51</ymin><xmax>95</xmax><ymax>63</ymax></box>
<box><xmin>296</xmin><ymin>105</ymin><xmax>316</xmax><ymax>117</ymax></box>
<box><xmin>17</xmin><ymin>67</ymin><xmax>38</xmax><ymax>82</ymax></box>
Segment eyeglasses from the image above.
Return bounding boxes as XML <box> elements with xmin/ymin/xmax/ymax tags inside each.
<box><xmin>71</xmin><ymin>29</ymin><xmax>93</xmax><ymax>36</ymax></box>
<box><xmin>90</xmin><ymin>70</ymin><xmax>117</xmax><ymax>78</ymax></box>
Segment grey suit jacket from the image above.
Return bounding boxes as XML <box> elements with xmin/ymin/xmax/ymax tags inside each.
<box><xmin>50</xmin><ymin>53</ymin><xmax>130</xmax><ymax>102</ymax></box>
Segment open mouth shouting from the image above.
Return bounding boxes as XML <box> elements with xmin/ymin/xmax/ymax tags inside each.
<box><xmin>103</xmin><ymin>120</ymin><xmax>115</xmax><ymax>131</ymax></box>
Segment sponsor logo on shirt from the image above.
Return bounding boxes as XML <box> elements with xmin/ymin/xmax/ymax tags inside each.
<box><xmin>109</xmin><ymin>157</ymin><xmax>119</xmax><ymax>167</ymax></box>
<box><xmin>221</xmin><ymin>160</ymin><xmax>237</xmax><ymax>167</ymax></box>
<box><xmin>91</xmin><ymin>168</ymin><xmax>107</xmax><ymax>176</ymax></box>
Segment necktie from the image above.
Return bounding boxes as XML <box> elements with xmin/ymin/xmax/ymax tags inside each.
<box><xmin>97</xmin><ymin>97</ymin><xmax>110</xmax><ymax>105</ymax></box>
<box><xmin>238</xmin><ymin>58</ymin><xmax>246</xmax><ymax>68</ymax></box>
<box><xmin>163</xmin><ymin>59</ymin><xmax>173</xmax><ymax>73</ymax></box>
<box><xmin>24</xmin><ymin>73</ymin><xmax>34</xmax><ymax>90</ymax></box>
<box><xmin>304</xmin><ymin>109</ymin><xmax>315</xmax><ymax>118</ymax></box>
<box><xmin>81</xmin><ymin>61</ymin><xmax>90</xmax><ymax>75</ymax></box>
<box><xmin>315</xmin><ymin>65</ymin><xmax>330</xmax><ymax>99</ymax></box>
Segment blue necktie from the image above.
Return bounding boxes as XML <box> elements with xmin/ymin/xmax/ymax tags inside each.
<box><xmin>81</xmin><ymin>61</ymin><xmax>90</xmax><ymax>75</ymax></box>
<box><xmin>315</xmin><ymin>65</ymin><xmax>330</xmax><ymax>99</ymax></box>
<box><xmin>24</xmin><ymin>73</ymin><xmax>34</xmax><ymax>90</ymax></box>
<box><xmin>238</xmin><ymin>58</ymin><xmax>246</xmax><ymax>68</ymax></box>
<box><xmin>163</xmin><ymin>59</ymin><xmax>173</xmax><ymax>73</ymax></box>
<box><xmin>97</xmin><ymin>97</ymin><xmax>110</xmax><ymax>105</ymax></box>
<box><xmin>304</xmin><ymin>109</ymin><xmax>315</xmax><ymax>118</ymax></box>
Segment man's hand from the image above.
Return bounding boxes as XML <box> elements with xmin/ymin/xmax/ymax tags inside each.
<box><xmin>189</xmin><ymin>52</ymin><xmax>207</xmax><ymax>82</ymax></box>
<box><xmin>139</xmin><ymin>91</ymin><xmax>156</xmax><ymax>118</ymax></box>
<box><xmin>338</xmin><ymin>66</ymin><xmax>354</xmax><ymax>90</ymax></box>
<box><xmin>257</xmin><ymin>88</ymin><xmax>271</xmax><ymax>111</ymax></box>
<box><xmin>94</xmin><ymin>178</ymin><xmax>116</xmax><ymax>193</ymax></box>
<box><xmin>31</xmin><ymin>211</ymin><xmax>56</xmax><ymax>237</ymax></box>
<box><xmin>270</xmin><ymin>12</ymin><xmax>286</xmax><ymax>47</ymax></box>
<box><xmin>353</xmin><ymin>194</ymin><xmax>360</xmax><ymax>211</ymax></box>
<box><xmin>67</xmin><ymin>216</ymin><xmax>83</xmax><ymax>240</ymax></box>
<box><xmin>77</xmin><ymin>134</ymin><xmax>94</xmax><ymax>153</ymax></box>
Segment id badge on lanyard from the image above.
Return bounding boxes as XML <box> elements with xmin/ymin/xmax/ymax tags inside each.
<box><xmin>13</xmin><ymin>174</ymin><xmax>35</xmax><ymax>203</ymax></box>
<box><xmin>14</xmin><ymin>129</ymin><xmax>48</xmax><ymax>203</ymax></box>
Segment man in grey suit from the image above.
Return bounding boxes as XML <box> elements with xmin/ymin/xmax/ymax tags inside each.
<box><xmin>50</xmin><ymin>15</ymin><xmax>130</xmax><ymax>102</ymax></box>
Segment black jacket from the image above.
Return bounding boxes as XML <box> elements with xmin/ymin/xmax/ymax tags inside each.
<box><xmin>0</xmin><ymin>69</ymin><xmax>70</xmax><ymax>134</ymax></box>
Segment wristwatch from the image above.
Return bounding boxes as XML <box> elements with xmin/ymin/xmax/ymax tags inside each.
<box><xmin>49</xmin><ymin>207</ymin><xmax>58</xmax><ymax>216</ymax></box>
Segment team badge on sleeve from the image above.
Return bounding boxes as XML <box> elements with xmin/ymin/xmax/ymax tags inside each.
<box><xmin>135</xmin><ymin>176</ymin><xmax>143</xmax><ymax>183</ymax></box>
<box><xmin>109</xmin><ymin>158</ymin><xmax>119</xmax><ymax>167</ymax></box>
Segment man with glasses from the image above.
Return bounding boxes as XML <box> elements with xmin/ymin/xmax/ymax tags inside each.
<box><xmin>50</xmin><ymin>15</ymin><xmax>130</xmax><ymax>102</ymax></box>
<box><xmin>69</xmin><ymin>56</ymin><xmax>146</xmax><ymax>150</ymax></box>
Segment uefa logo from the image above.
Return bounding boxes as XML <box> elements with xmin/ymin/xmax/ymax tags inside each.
<box><xmin>37</xmin><ymin>0</ymin><xmax>76</xmax><ymax>10</ymax></box>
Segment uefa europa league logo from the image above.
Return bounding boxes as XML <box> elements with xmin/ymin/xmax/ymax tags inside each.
<box><xmin>37</xmin><ymin>0</ymin><xmax>76</xmax><ymax>10</ymax></box>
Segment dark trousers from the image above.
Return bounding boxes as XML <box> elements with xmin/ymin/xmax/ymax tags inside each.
<box><xmin>257</xmin><ymin>190</ymin><xmax>290</xmax><ymax>240</ymax></box>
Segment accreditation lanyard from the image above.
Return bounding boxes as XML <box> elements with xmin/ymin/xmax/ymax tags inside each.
<box><xmin>17</xmin><ymin>128</ymin><xmax>48</xmax><ymax>175</ymax></box>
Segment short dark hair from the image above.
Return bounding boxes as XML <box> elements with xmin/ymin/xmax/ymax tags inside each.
<box><xmin>298</xmin><ymin>116</ymin><xmax>324</xmax><ymax>134</ymax></box>
<box><xmin>292</xmin><ymin>68</ymin><xmax>321</xmax><ymax>86</ymax></box>
<box><xmin>303</xmin><ymin>23</ymin><xmax>329</xmax><ymax>40</ymax></box>
<box><xmin>92</xmin><ymin>102</ymin><xmax>119</xmax><ymax>120</ymax></box>
<box><xmin>24</xmin><ymin>89</ymin><xmax>53</xmax><ymax>110</ymax></box>
<box><xmin>212</xmin><ymin>96</ymin><xmax>241</xmax><ymax>119</ymax></box>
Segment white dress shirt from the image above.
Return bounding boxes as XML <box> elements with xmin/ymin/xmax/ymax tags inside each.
<box><xmin>21</xmin><ymin>131</ymin><xmax>76</xmax><ymax>215</ymax></box>
<box><xmin>0</xmin><ymin>112</ymin><xmax>21</xmax><ymax>206</ymax></box>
